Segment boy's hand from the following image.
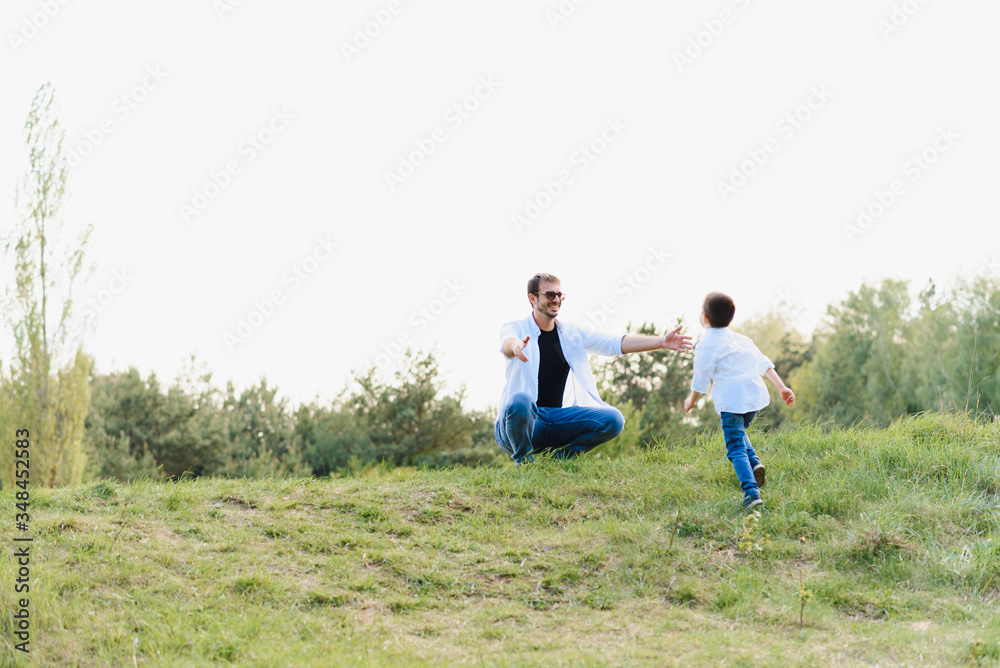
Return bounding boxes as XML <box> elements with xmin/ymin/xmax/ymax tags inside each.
<box><xmin>661</xmin><ymin>325</ymin><xmax>693</xmax><ymax>352</ymax></box>
<box><xmin>780</xmin><ymin>386</ymin><xmax>795</xmax><ymax>406</ymax></box>
<box><xmin>683</xmin><ymin>394</ymin><xmax>695</xmax><ymax>414</ymax></box>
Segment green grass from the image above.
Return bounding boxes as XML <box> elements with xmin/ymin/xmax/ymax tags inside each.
<box><xmin>2</xmin><ymin>412</ymin><xmax>999</xmax><ymax>666</ymax></box>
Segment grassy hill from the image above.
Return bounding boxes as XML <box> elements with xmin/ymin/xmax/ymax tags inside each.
<box><xmin>2</xmin><ymin>412</ymin><xmax>999</xmax><ymax>666</ymax></box>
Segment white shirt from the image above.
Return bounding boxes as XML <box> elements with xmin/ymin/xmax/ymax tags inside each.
<box><xmin>690</xmin><ymin>327</ymin><xmax>774</xmax><ymax>415</ymax></box>
<box><xmin>496</xmin><ymin>314</ymin><xmax>624</xmax><ymax>423</ymax></box>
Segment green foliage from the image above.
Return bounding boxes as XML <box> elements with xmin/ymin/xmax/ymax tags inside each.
<box><xmin>217</xmin><ymin>377</ymin><xmax>311</xmax><ymax>478</ymax></box>
<box><xmin>85</xmin><ymin>367</ymin><xmax>226</xmax><ymax>479</ymax></box>
<box><xmin>0</xmin><ymin>83</ymin><xmax>93</xmax><ymax>488</ymax></box>
<box><xmin>82</xmin><ymin>351</ymin><xmax>499</xmax><ymax>480</ymax></box>
<box><xmin>791</xmin><ymin>280</ymin><xmax>916</xmax><ymax>426</ymax></box>
<box><xmin>594</xmin><ymin>395</ymin><xmax>644</xmax><ymax>457</ymax></box>
<box><xmin>294</xmin><ymin>402</ymin><xmax>375</xmax><ymax>476</ymax></box>
<box><xmin>594</xmin><ymin>320</ymin><xmax>701</xmax><ymax>446</ymax></box>
<box><xmin>907</xmin><ymin>279</ymin><xmax>962</xmax><ymax>412</ymax></box>
<box><xmin>790</xmin><ymin>277</ymin><xmax>1000</xmax><ymax>427</ymax></box>
<box><xmin>340</xmin><ymin>350</ymin><xmax>498</xmax><ymax>469</ymax></box>
<box><xmin>736</xmin><ymin>308</ymin><xmax>809</xmax><ymax>430</ymax></box>
<box><xmin>950</xmin><ymin>276</ymin><xmax>1000</xmax><ymax>416</ymax></box>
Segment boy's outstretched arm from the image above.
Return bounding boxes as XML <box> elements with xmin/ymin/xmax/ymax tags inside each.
<box><xmin>683</xmin><ymin>390</ymin><xmax>703</xmax><ymax>414</ymax></box>
<box><xmin>764</xmin><ymin>368</ymin><xmax>795</xmax><ymax>406</ymax></box>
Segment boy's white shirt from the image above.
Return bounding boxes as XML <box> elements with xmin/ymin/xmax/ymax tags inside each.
<box><xmin>496</xmin><ymin>314</ymin><xmax>624</xmax><ymax>424</ymax></box>
<box><xmin>691</xmin><ymin>327</ymin><xmax>774</xmax><ymax>415</ymax></box>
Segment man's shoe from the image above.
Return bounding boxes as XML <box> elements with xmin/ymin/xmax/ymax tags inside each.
<box><xmin>742</xmin><ymin>494</ymin><xmax>764</xmax><ymax>511</ymax></box>
<box><xmin>753</xmin><ymin>463</ymin><xmax>766</xmax><ymax>488</ymax></box>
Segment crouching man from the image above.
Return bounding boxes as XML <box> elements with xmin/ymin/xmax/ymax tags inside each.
<box><xmin>495</xmin><ymin>272</ymin><xmax>692</xmax><ymax>464</ymax></box>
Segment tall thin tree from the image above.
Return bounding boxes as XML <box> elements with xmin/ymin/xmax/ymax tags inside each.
<box><xmin>1</xmin><ymin>83</ymin><xmax>93</xmax><ymax>487</ymax></box>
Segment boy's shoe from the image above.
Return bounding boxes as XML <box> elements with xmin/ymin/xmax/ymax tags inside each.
<box><xmin>742</xmin><ymin>494</ymin><xmax>764</xmax><ymax>511</ymax></box>
<box><xmin>753</xmin><ymin>463</ymin><xmax>766</xmax><ymax>489</ymax></box>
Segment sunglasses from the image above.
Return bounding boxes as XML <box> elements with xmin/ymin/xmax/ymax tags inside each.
<box><xmin>533</xmin><ymin>291</ymin><xmax>566</xmax><ymax>301</ymax></box>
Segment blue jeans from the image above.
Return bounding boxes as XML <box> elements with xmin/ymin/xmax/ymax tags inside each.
<box><xmin>720</xmin><ymin>411</ymin><xmax>761</xmax><ymax>500</ymax></box>
<box><xmin>495</xmin><ymin>393</ymin><xmax>625</xmax><ymax>464</ymax></box>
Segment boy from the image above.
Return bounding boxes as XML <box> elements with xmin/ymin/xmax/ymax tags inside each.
<box><xmin>683</xmin><ymin>292</ymin><xmax>795</xmax><ymax>511</ymax></box>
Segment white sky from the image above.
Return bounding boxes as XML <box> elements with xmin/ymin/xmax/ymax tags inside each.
<box><xmin>1</xmin><ymin>0</ymin><xmax>998</xmax><ymax>413</ymax></box>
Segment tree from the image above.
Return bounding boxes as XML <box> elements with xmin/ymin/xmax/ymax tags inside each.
<box><xmin>736</xmin><ymin>309</ymin><xmax>810</xmax><ymax>429</ymax></box>
<box><xmin>594</xmin><ymin>321</ymin><xmax>700</xmax><ymax>446</ymax></box>
<box><xmin>790</xmin><ymin>280</ymin><xmax>917</xmax><ymax>426</ymax></box>
<box><xmin>950</xmin><ymin>276</ymin><xmax>1000</xmax><ymax>416</ymax></box>
<box><xmin>84</xmin><ymin>367</ymin><xmax>229</xmax><ymax>480</ymax></box>
<box><xmin>294</xmin><ymin>400</ymin><xmax>374</xmax><ymax>476</ymax></box>
<box><xmin>344</xmin><ymin>350</ymin><xmax>491</xmax><ymax>467</ymax></box>
<box><xmin>217</xmin><ymin>378</ymin><xmax>310</xmax><ymax>478</ymax></box>
<box><xmin>85</xmin><ymin>368</ymin><xmax>166</xmax><ymax>481</ymax></box>
<box><xmin>1</xmin><ymin>83</ymin><xmax>93</xmax><ymax>488</ymax></box>
<box><xmin>904</xmin><ymin>279</ymin><xmax>961</xmax><ymax>413</ymax></box>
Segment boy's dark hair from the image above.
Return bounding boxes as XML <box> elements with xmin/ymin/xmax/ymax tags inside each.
<box><xmin>703</xmin><ymin>291</ymin><xmax>735</xmax><ymax>328</ymax></box>
<box><xmin>527</xmin><ymin>272</ymin><xmax>560</xmax><ymax>296</ymax></box>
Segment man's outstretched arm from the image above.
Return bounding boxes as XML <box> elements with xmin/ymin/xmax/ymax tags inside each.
<box><xmin>621</xmin><ymin>326</ymin><xmax>692</xmax><ymax>354</ymax></box>
<box><xmin>502</xmin><ymin>335</ymin><xmax>530</xmax><ymax>362</ymax></box>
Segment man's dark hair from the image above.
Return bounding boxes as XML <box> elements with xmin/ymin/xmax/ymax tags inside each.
<box><xmin>703</xmin><ymin>291</ymin><xmax>735</xmax><ymax>328</ymax></box>
<box><xmin>527</xmin><ymin>272</ymin><xmax>560</xmax><ymax>295</ymax></box>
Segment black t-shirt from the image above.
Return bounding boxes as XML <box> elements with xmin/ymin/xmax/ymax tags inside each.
<box><xmin>537</xmin><ymin>327</ymin><xmax>570</xmax><ymax>408</ymax></box>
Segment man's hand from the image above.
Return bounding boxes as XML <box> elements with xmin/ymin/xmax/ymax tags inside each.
<box><xmin>511</xmin><ymin>335</ymin><xmax>530</xmax><ymax>362</ymax></box>
<box><xmin>661</xmin><ymin>325</ymin><xmax>692</xmax><ymax>352</ymax></box>
<box><xmin>779</xmin><ymin>386</ymin><xmax>795</xmax><ymax>406</ymax></box>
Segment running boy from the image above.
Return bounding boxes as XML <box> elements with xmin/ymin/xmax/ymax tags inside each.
<box><xmin>683</xmin><ymin>292</ymin><xmax>795</xmax><ymax>510</ymax></box>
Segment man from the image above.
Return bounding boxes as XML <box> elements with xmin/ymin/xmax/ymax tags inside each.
<box><xmin>495</xmin><ymin>272</ymin><xmax>692</xmax><ymax>464</ymax></box>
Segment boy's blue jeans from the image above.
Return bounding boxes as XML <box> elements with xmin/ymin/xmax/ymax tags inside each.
<box><xmin>495</xmin><ymin>393</ymin><xmax>625</xmax><ymax>464</ymax></box>
<box><xmin>720</xmin><ymin>411</ymin><xmax>762</xmax><ymax>500</ymax></box>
